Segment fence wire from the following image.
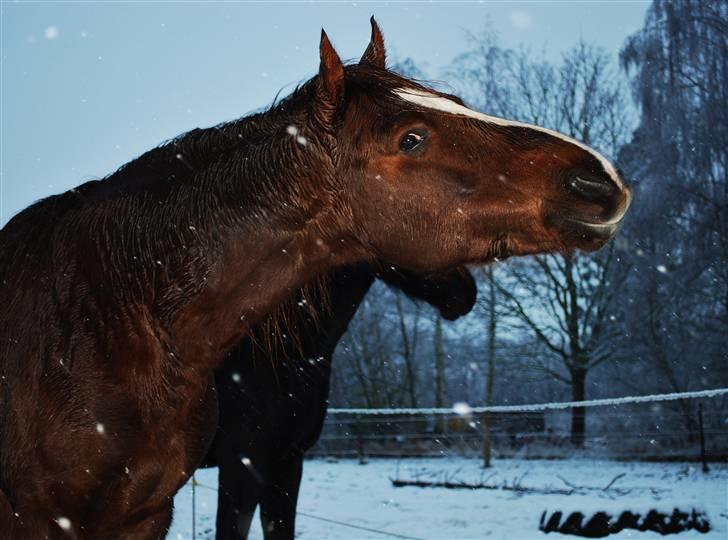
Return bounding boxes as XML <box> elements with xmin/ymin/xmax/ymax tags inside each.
<box><xmin>327</xmin><ymin>387</ymin><xmax>728</xmax><ymax>415</ymax></box>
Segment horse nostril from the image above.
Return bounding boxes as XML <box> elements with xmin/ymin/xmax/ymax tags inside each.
<box><xmin>564</xmin><ymin>171</ymin><xmax>618</xmax><ymax>203</ymax></box>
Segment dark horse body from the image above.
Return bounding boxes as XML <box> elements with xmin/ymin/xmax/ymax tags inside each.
<box><xmin>203</xmin><ymin>264</ymin><xmax>476</xmax><ymax>540</ymax></box>
<box><xmin>0</xmin><ymin>19</ymin><xmax>630</xmax><ymax>539</ymax></box>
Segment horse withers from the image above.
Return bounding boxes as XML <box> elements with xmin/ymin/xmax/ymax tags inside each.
<box><xmin>205</xmin><ymin>264</ymin><xmax>476</xmax><ymax>540</ymax></box>
<box><xmin>0</xmin><ymin>18</ymin><xmax>630</xmax><ymax>539</ymax></box>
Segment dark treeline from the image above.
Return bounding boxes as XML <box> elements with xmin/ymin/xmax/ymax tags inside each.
<box><xmin>327</xmin><ymin>0</ymin><xmax>728</xmax><ymax>454</ymax></box>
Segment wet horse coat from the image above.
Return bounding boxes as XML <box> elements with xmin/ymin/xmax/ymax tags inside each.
<box><xmin>0</xmin><ymin>19</ymin><xmax>630</xmax><ymax>539</ymax></box>
<box><xmin>204</xmin><ymin>264</ymin><xmax>476</xmax><ymax>540</ymax></box>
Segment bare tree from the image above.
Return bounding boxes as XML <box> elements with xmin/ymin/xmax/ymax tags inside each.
<box><xmin>433</xmin><ymin>314</ymin><xmax>447</xmax><ymax>410</ymax></box>
<box><xmin>497</xmin><ymin>246</ymin><xmax>630</xmax><ymax>445</ymax></box>
<box><xmin>621</xmin><ymin>0</ymin><xmax>727</xmax><ymax>337</ymax></box>
<box><xmin>337</xmin><ymin>289</ymin><xmax>410</xmax><ymax>408</ymax></box>
<box><xmin>395</xmin><ymin>294</ymin><xmax>422</xmax><ymax>407</ymax></box>
<box><xmin>617</xmin><ymin>0</ymin><xmax>728</xmax><ymax>437</ymax></box>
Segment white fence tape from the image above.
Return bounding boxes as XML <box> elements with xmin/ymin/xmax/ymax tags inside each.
<box><xmin>328</xmin><ymin>387</ymin><xmax>728</xmax><ymax>415</ymax></box>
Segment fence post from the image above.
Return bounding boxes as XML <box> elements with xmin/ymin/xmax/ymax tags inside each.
<box><xmin>698</xmin><ymin>403</ymin><xmax>709</xmax><ymax>473</ymax></box>
<box><xmin>355</xmin><ymin>414</ymin><xmax>367</xmax><ymax>464</ymax></box>
<box><xmin>191</xmin><ymin>474</ymin><xmax>197</xmax><ymax>539</ymax></box>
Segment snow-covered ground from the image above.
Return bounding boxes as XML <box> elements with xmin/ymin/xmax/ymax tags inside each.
<box><xmin>169</xmin><ymin>458</ymin><xmax>727</xmax><ymax>539</ymax></box>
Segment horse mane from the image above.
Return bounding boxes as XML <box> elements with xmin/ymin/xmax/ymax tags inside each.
<box><xmin>246</xmin><ymin>272</ymin><xmax>332</xmax><ymax>364</ymax></box>
<box><xmin>60</xmin><ymin>64</ymin><xmax>429</xmax><ymax>214</ymax></box>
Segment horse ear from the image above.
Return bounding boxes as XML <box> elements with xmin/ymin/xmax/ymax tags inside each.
<box><xmin>360</xmin><ymin>17</ymin><xmax>386</xmax><ymax>68</ymax></box>
<box><xmin>317</xmin><ymin>29</ymin><xmax>345</xmax><ymax>115</ymax></box>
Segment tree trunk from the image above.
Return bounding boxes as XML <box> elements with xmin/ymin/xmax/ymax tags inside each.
<box><xmin>396</xmin><ymin>297</ymin><xmax>419</xmax><ymax>408</ymax></box>
<box><xmin>570</xmin><ymin>367</ymin><xmax>587</xmax><ymax>447</ymax></box>
<box><xmin>482</xmin><ymin>266</ymin><xmax>496</xmax><ymax>468</ymax></box>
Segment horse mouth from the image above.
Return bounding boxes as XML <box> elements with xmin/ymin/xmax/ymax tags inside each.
<box><xmin>552</xmin><ymin>184</ymin><xmax>632</xmax><ymax>244</ymax></box>
<box><xmin>551</xmin><ymin>214</ymin><xmax>623</xmax><ymax>242</ymax></box>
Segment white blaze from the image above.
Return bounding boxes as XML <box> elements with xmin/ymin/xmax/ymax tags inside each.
<box><xmin>393</xmin><ymin>88</ymin><xmax>624</xmax><ymax>190</ymax></box>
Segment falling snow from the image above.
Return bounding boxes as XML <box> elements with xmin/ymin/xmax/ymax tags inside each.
<box><xmin>44</xmin><ymin>26</ymin><xmax>59</xmax><ymax>40</ymax></box>
<box><xmin>55</xmin><ymin>516</ymin><xmax>71</xmax><ymax>530</ymax></box>
<box><xmin>452</xmin><ymin>402</ymin><xmax>472</xmax><ymax>416</ymax></box>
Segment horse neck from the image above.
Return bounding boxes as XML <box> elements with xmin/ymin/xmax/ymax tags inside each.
<box><xmin>112</xmin><ymin>105</ymin><xmax>367</xmax><ymax>368</ymax></box>
<box><xmin>169</xmin><ymin>225</ymin><xmax>361</xmax><ymax>364</ymax></box>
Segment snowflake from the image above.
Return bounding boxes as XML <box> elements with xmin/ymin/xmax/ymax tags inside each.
<box><xmin>45</xmin><ymin>26</ymin><xmax>59</xmax><ymax>40</ymax></box>
<box><xmin>453</xmin><ymin>402</ymin><xmax>472</xmax><ymax>416</ymax></box>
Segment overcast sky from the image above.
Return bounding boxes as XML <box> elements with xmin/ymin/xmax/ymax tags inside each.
<box><xmin>1</xmin><ymin>1</ymin><xmax>649</xmax><ymax>224</ymax></box>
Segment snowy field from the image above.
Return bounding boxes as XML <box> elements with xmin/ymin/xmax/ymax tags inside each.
<box><xmin>169</xmin><ymin>458</ymin><xmax>727</xmax><ymax>539</ymax></box>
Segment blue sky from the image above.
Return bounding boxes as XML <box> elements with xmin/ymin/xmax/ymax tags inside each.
<box><xmin>1</xmin><ymin>1</ymin><xmax>649</xmax><ymax>224</ymax></box>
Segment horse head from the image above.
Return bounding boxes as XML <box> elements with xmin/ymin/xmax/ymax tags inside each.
<box><xmin>307</xmin><ymin>18</ymin><xmax>631</xmax><ymax>273</ymax></box>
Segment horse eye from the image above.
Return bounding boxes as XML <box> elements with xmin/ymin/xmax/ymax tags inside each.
<box><xmin>399</xmin><ymin>131</ymin><xmax>426</xmax><ymax>152</ymax></box>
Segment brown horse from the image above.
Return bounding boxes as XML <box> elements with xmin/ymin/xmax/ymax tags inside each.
<box><xmin>0</xmin><ymin>18</ymin><xmax>630</xmax><ymax>539</ymax></box>
<box><xmin>204</xmin><ymin>264</ymin><xmax>476</xmax><ymax>540</ymax></box>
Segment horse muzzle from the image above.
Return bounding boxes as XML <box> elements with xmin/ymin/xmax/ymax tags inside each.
<box><xmin>551</xmin><ymin>175</ymin><xmax>632</xmax><ymax>248</ymax></box>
